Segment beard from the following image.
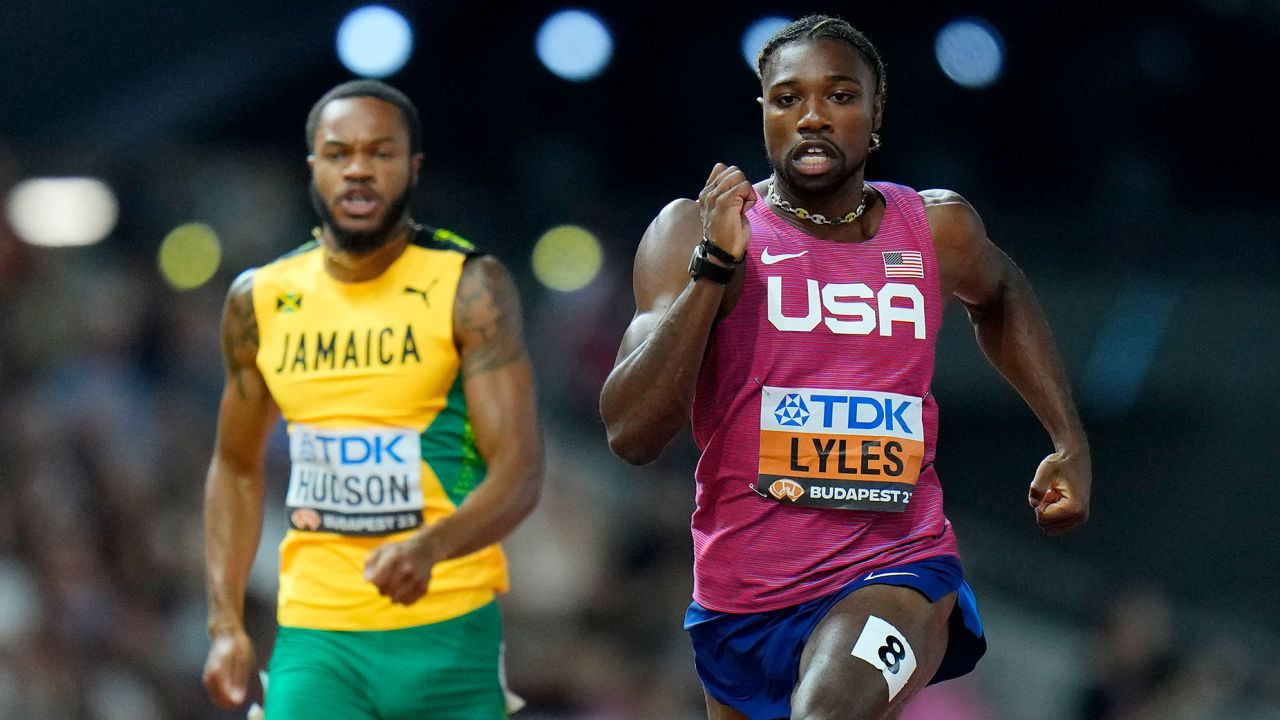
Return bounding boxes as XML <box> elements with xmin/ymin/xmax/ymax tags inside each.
<box><xmin>766</xmin><ymin>143</ymin><xmax>863</xmax><ymax>201</ymax></box>
<box><xmin>309</xmin><ymin>181</ymin><xmax>414</xmax><ymax>254</ymax></box>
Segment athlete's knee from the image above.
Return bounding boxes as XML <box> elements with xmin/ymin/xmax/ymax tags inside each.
<box><xmin>791</xmin><ymin>661</ymin><xmax>893</xmax><ymax>720</ymax></box>
<box><xmin>791</xmin><ymin>687</ymin><xmax>888</xmax><ymax>720</ymax></box>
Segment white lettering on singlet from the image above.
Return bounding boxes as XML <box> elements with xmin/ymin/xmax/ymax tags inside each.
<box><xmin>766</xmin><ymin>277</ymin><xmax>926</xmax><ymax>338</ymax></box>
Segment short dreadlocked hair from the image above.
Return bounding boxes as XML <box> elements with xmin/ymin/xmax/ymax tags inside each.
<box><xmin>305</xmin><ymin>79</ymin><xmax>423</xmax><ymax>155</ymax></box>
<box><xmin>756</xmin><ymin>15</ymin><xmax>887</xmax><ymax>97</ymax></box>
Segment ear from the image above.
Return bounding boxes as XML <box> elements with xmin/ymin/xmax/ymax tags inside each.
<box><xmin>410</xmin><ymin>153</ymin><xmax>424</xmax><ymax>187</ymax></box>
<box><xmin>307</xmin><ymin>154</ymin><xmax>316</xmax><ymax>171</ymax></box>
<box><xmin>757</xmin><ymin>96</ymin><xmax>765</xmax><ymax>107</ymax></box>
<box><xmin>871</xmin><ymin>94</ymin><xmax>885</xmax><ymax>132</ymax></box>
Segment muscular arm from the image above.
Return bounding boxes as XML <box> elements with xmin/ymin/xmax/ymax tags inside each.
<box><xmin>928</xmin><ymin>191</ymin><xmax>1091</xmax><ymax>534</ymax></box>
<box><xmin>600</xmin><ymin>164</ymin><xmax>754</xmax><ymax>464</ymax></box>
<box><xmin>203</xmin><ymin>269</ymin><xmax>279</xmax><ymax>708</ymax></box>
<box><xmin>428</xmin><ymin>255</ymin><xmax>543</xmax><ymax>558</ymax></box>
<box><xmin>365</xmin><ymin>255</ymin><xmax>543</xmax><ymax>605</ymax></box>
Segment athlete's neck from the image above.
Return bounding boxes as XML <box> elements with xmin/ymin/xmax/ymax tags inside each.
<box><xmin>768</xmin><ymin>175</ymin><xmax>880</xmax><ymax>242</ymax></box>
<box><xmin>771</xmin><ymin>173</ymin><xmax>867</xmax><ymax>219</ymax></box>
<box><xmin>320</xmin><ymin>221</ymin><xmax>413</xmax><ymax>283</ymax></box>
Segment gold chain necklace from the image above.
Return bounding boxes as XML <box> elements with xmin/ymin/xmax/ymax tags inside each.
<box><xmin>767</xmin><ymin>182</ymin><xmax>869</xmax><ymax>226</ymax></box>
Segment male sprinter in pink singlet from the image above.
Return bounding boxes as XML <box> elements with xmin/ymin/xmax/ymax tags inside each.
<box><xmin>600</xmin><ymin>15</ymin><xmax>1090</xmax><ymax>720</ymax></box>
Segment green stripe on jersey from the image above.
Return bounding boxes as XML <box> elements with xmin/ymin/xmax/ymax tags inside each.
<box><xmin>420</xmin><ymin>374</ymin><xmax>487</xmax><ymax>507</ymax></box>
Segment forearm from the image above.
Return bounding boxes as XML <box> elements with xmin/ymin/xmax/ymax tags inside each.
<box><xmin>204</xmin><ymin>459</ymin><xmax>265</xmax><ymax>634</ymax></box>
<box><xmin>600</xmin><ymin>278</ymin><xmax>725</xmax><ymax>463</ymax></box>
<box><xmin>419</xmin><ymin>451</ymin><xmax>542</xmax><ymax>561</ymax></box>
<box><xmin>970</xmin><ymin>272</ymin><xmax>1088</xmax><ymax>453</ymax></box>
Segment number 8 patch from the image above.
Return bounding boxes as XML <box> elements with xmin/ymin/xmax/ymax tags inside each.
<box><xmin>850</xmin><ymin>615</ymin><xmax>917</xmax><ymax>701</ymax></box>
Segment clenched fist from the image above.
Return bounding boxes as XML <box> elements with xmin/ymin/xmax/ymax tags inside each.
<box><xmin>365</xmin><ymin>533</ymin><xmax>439</xmax><ymax>605</ymax></box>
<box><xmin>698</xmin><ymin>163</ymin><xmax>755</xmax><ymax>261</ymax></box>
<box><xmin>203</xmin><ymin>627</ymin><xmax>254</xmax><ymax>709</ymax></box>
<box><xmin>1028</xmin><ymin>449</ymin><xmax>1091</xmax><ymax>535</ymax></box>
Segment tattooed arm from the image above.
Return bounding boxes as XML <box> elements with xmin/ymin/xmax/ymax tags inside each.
<box><xmin>202</xmin><ymin>269</ymin><xmax>280</xmax><ymax>708</ymax></box>
<box><xmin>365</xmin><ymin>255</ymin><xmax>544</xmax><ymax>606</ymax></box>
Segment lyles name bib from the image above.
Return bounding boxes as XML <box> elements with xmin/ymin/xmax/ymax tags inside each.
<box><xmin>758</xmin><ymin>386</ymin><xmax>924</xmax><ymax>511</ymax></box>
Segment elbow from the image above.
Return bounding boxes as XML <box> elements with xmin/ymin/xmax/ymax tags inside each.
<box><xmin>520</xmin><ymin>465</ymin><xmax>543</xmax><ymax>517</ymax></box>
<box><xmin>599</xmin><ymin>387</ymin><xmax>677</xmax><ymax>465</ymax></box>
<box><xmin>606</xmin><ymin>426</ymin><xmax>662</xmax><ymax>466</ymax></box>
<box><xmin>508</xmin><ymin>447</ymin><xmax>545</xmax><ymax>522</ymax></box>
<box><xmin>205</xmin><ymin>457</ymin><xmax>265</xmax><ymax>497</ymax></box>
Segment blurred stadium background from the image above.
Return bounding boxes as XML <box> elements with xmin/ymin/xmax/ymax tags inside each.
<box><xmin>1</xmin><ymin>1</ymin><xmax>1278</xmax><ymax>718</ymax></box>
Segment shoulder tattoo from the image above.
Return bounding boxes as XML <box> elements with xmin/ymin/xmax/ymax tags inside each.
<box><xmin>455</xmin><ymin>256</ymin><xmax>527</xmax><ymax>376</ymax></box>
<box><xmin>222</xmin><ymin>272</ymin><xmax>260</xmax><ymax>397</ymax></box>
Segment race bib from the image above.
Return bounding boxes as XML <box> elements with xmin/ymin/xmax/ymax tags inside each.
<box><xmin>286</xmin><ymin>425</ymin><xmax>424</xmax><ymax>535</ymax></box>
<box><xmin>758</xmin><ymin>386</ymin><xmax>924</xmax><ymax>512</ymax></box>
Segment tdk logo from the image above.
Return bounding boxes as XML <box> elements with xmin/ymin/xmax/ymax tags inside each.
<box><xmin>297</xmin><ymin>434</ymin><xmax>408</xmax><ymax>465</ymax></box>
<box><xmin>773</xmin><ymin>392</ymin><xmax>917</xmax><ymax>435</ymax></box>
<box><xmin>774</xmin><ymin>394</ymin><xmax>810</xmax><ymax>426</ymax></box>
<box><xmin>810</xmin><ymin>394</ymin><xmax>915</xmax><ymax>434</ymax></box>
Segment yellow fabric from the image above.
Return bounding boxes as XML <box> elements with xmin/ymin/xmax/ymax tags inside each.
<box><xmin>252</xmin><ymin>237</ymin><xmax>508</xmax><ymax>630</ymax></box>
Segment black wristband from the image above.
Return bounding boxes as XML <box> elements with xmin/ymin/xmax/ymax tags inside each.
<box><xmin>688</xmin><ymin>244</ymin><xmax>736</xmax><ymax>284</ymax></box>
<box><xmin>701</xmin><ymin>236</ymin><xmax>743</xmax><ymax>265</ymax></box>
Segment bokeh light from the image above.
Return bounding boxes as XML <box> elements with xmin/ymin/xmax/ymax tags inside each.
<box><xmin>536</xmin><ymin>9</ymin><xmax>613</xmax><ymax>82</ymax></box>
<box><xmin>158</xmin><ymin>222</ymin><xmax>222</xmax><ymax>290</ymax></box>
<box><xmin>336</xmin><ymin>5</ymin><xmax>414</xmax><ymax>78</ymax></box>
<box><xmin>935</xmin><ymin>17</ymin><xmax>1005</xmax><ymax>89</ymax></box>
<box><xmin>741</xmin><ymin>16</ymin><xmax>790</xmax><ymax>71</ymax></box>
<box><xmin>6</xmin><ymin>177</ymin><xmax>118</xmax><ymax>247</ymax></box>
<box><xmin>531</xmin><ymin>224</ymin><xmax>602</xmax><ymax>292</ymax></box>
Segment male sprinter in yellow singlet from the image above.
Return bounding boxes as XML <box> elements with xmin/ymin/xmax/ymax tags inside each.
<box><xmin>202</xmin><ymin>80</ymin><xmax>543</xmax><ymax>719</ymax></box>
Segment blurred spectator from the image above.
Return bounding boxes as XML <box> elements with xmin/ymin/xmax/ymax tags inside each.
<box><xmin>1076</xmin><ymin>585</ymin><xmax>1249</xmax><ymax>720</ymax></box>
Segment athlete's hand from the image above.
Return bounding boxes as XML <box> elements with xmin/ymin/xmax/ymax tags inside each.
<box><xmin>203</xmin><ymin>627</ymin><xmax>254</xmax><ymax>709</ymax></box>
<box><xmin>1028</xmin><ymin>449</ymin><xmax>1091</xmax><ymax>535</ymax></box>
<box><xmin>698</xmin><ymin>163</ymin><xmax>755</xmax><ymax>260</ymax></box>
<box><xmin>365</xmin><ymin>533</ymin><xmax>438</xmax><ymax>605</ymax></box>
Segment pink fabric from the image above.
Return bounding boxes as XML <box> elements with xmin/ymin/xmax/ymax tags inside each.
<box><xmin>689</xmin><ymin>182</ymin><xmax>959</xmax><ymax>613</ymax></box>
<box><xmin>898</xmin><ymin>676</ymin><xmax>992</xmax><ymax>720</ymax></box>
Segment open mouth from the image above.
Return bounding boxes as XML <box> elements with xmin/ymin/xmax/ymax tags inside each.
<box><xmin>337</xmin><ymin>187</ymin><xmax>381</xmax><ymax>218</ymax></box>
<box><xmin>791</xmin><ymin>141</ymin><xmax>840</xmax><ymax>175</ymax></box>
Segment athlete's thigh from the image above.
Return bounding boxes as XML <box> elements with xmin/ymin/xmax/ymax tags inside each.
<box><xmin>703</xmin><ymin>687</ymin><xmax>754</xmax><ymax>720</ymax></box>
<box><xmin>265</xmin><ymin>627</ymin><xmax>376</xmax><ymax>720</ymax></box>
<box><xmin>791</xmin><ymin>584</ymin><xmax>955</xmax><ymax>720</ymax></box>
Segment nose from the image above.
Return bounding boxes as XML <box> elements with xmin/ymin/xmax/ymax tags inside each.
<box><xmin>796</xmin><ymin>97</ymin><xmax>831</xmax><ymax>133</ymax></box>
<box><xmin>342</xmin><ymin>152</ymin><xmax>373</xmax><ymax>181</ymax></box>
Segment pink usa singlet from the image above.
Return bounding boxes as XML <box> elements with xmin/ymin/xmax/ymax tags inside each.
<box><xmin>689</xmin><ymin>181</ymin><xmax>959</xmax><ymax>613</ymax></box>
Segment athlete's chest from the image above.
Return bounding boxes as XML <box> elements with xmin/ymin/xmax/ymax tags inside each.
<box><xmin>256</xmin><ymin>271</ymin><xmax>460</xmax><ymax>421</ymax></box>
<box><xmin>732</xmin><ymin>243</ymin><xmax>934</xmax><ymax>343</ymax></box>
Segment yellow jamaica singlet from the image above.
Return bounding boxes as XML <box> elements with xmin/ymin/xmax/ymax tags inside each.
<box><xmin>252</xmin><ymin>226</ymin><xmax>507</xmax><ymax>631</ymax></box>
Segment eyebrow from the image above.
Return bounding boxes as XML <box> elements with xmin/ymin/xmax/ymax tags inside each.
<box><xmin>320</xmin><ymin>136</ymin><xmax>399</xmax><ymax>147</ymax></box>
<box><xmin>771</xmin><ymin>74</ymin><xmax>865</xmax><ymax>89</ymax></box>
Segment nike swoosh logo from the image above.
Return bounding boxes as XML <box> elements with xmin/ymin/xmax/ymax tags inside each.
<box><xmin>864</xmin><ymin>571</ymin><xmax>919</xmax><ymax>581</ymax></box>
<box><xmin>760</xmin><ymin>248</ymin><xmax>809</xmax><ymax>265</ymax></box>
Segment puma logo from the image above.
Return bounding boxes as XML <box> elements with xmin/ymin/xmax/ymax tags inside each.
<box><xmin>404</xmin><ymin>279</ymin><xmax>438</xmax><ymax>306</ymax></box>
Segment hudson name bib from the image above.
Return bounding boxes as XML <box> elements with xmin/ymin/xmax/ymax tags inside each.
<box><xmin>286</xmin><ymin>425</ymin><xmax>425</xmax><ymax>535</ymax></box>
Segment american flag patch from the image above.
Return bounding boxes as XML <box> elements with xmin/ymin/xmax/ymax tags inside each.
<box><xmin>882</xmin><ymin>251</ymin><xmax>924</xmax><ymax>278</ymax></box>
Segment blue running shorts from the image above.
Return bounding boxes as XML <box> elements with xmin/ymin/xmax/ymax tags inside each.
<box><xmin>684</xmin><ymin>556</ymin><xmax>986</xmax><ymax>720</ymax></box>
